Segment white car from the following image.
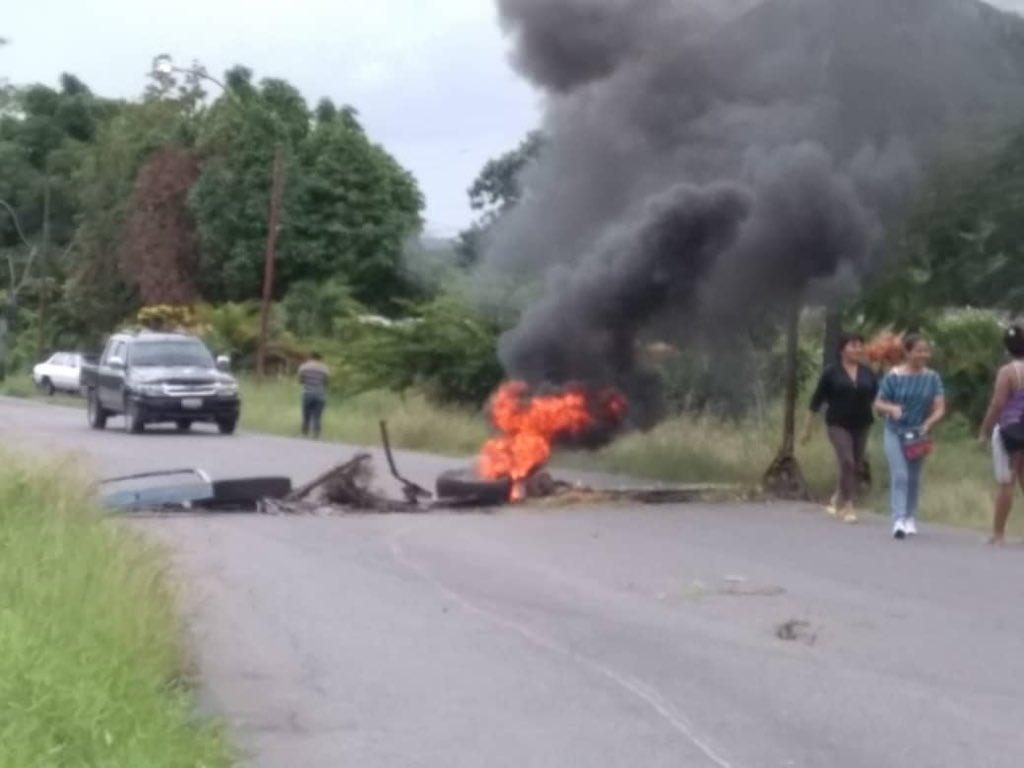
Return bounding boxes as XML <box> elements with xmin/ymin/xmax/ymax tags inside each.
<box><xmin>33</xmin><ymin>352</ymin><xmax>84</xmax><ymax>396</ymax></box>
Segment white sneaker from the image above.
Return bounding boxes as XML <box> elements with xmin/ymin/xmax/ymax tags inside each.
<box><xmin>904</xmin><ymin>519</ymin><xmax>918</xmax><ymax>537</ymax></box>
<box><xmin>893</xmin><ymin>520</ymin><xmax>907</xmax><ymax>540</ymax></box>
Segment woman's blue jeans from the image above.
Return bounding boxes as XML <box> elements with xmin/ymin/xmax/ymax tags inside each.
<box><xmin>883</xmin><ymin>428</ymin><xmax>925</xmax><ymax>522</ymax></box>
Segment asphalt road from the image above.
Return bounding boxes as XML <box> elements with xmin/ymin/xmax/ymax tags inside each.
<box><xmin>3</xmin><ymin>396</ymin><xmax>1023</xmax><ymax>768</ymax></box>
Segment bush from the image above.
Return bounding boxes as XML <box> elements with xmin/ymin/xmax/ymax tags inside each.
<box><xmin>337</xmin><ymin>296</ymin><xmax>505</xmax><ymax>407</ymax></box>
<box><xmin>197</xmin><ymin>302</ymin><xmax>305</xmax><ymax>372</ymax></box>
<box><xmin>927</xmin><ymin>308</ymin><xmax>1006</xmax><ymax>426</ymax></box>
<box><xmin>135</xmin><ymin>304</ymin><xmax>199</xmax><ymax>332</ymax></box>
<box><xmin>282</xmin><ymin>278</ymin><xmax>353</xmax><ymax>338</ymax></box>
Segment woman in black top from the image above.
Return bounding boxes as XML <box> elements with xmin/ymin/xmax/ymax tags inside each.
<box><xmin>801</xmin><ymin>333</ymin><xmax>879</xmax><ymax>523</ymax></box>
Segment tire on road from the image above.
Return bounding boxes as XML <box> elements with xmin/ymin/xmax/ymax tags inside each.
<box><xmin>87</xmin><ymin>390</ymin><xmax>108</xmax><ymax>430</ymax></box>
<box><xmin>217</xmin><ymin>418</ymin><xmax>238</xmax><ymax>436</ymax></box>
<box><xmin>41</xmin><ymin>377</ymin><xmax>55</xmax><ymax>397</ymax></box>
<box><xmin>209</xmin><ymin>477</ymin><xmax>293</xmax><ymax>509</ymax></box>
<box><xmin>435</xmin><ymin>468</ymin><xmax>511</xmax><ymax>506</ymax></box>
<box><xmin>124</xmin><ymin>398</ymin><xmax>145</xmax><ymax>434</ymax></box>
<box><xmin>176</xmin><ymin>419</ymin><xmax>192</xmax><ymax>433</ymax></box>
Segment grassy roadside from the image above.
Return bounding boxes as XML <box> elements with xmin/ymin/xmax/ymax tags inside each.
<box><xmin>239</xmin><ymin>378</ymin><xmax>490</xmax><ymax>455</ymax></box>
<box><xmin>0</xmin><ymin>373</ymin><xmax>80</xmax><ymax>407</ymax></box>
<box><xmin>0</xmin><ymin>455</ymin><xmax>234</xmax><ymax>768</ymax></box>
<box><xmin>2</xmin><ymin>373</ymin><xmax>1010</xmax><ymax>535</ymax></box>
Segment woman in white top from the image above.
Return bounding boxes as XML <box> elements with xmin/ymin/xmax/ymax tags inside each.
<box><xmin>978</xmin><ymin>325</ymin><xmax>1024</xmax><ymax>545</ymax></box>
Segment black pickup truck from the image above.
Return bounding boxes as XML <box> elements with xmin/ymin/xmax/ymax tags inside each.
<box><xmin>80</xmin><ymin>330</ymin><xmax>241</xmax><ymax>435</ymax></box>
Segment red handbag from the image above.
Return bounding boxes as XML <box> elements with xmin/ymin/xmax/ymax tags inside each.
<box><xmin>899</xmin><ymin>429</ymin><xmax>933</xmax><ymax>461</ymax></box>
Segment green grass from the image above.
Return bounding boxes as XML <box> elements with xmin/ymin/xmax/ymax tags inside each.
<box><xmin>0</xmin><ymin>456</ymin><xmax>235</xmax><ymax>768</ymax></box>
<box><xmin>0</xmin><ymin>372</ymin><xmax>80</xmax><ymax>407</ymax></box>
<box><xmin>239</xmin><ymin>377</ymin><xmax>490</xmax><ymax>455</ymax></box>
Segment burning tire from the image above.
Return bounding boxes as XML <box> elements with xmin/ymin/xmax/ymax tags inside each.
<box><xmin>435</xmin><ymin>468</ymin><xmax>511</xmax><ymax>506</ymax></box>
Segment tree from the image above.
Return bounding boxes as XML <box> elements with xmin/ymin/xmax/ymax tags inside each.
<box><xmin>189</xmin><ymin>69</ymin><xmax>310</xmax><ymax>302</ymax></box>
<box><xmin>290</xmin><ymin>108</ymin><xmax>423</xmax><ymax>311</ymax></box>
<box><xmin>191</xmin><ymin>75</ymin><xmax>424</xmax><ymax>311</ymax></box>
<box><xmin>0</xmin><ymin>74</ymin><xmax>118</xmax><ymax>351</ymax></box>
<box><xmin>457</xmin><ymin>130</ymin><xmax>544</xmax><ymax>267</ymax></box>
<box><xmin>66</xmin><ymin>98</ymin><xmax>197</xmax><ymax>339</ymax></box>
<box><xmin>860</xmin><ymin>128</ymin><xmax>1024</xmax><ymax>327</ymax></box>
<box><xmin>119</xmin><ymin>147</ymin><xmax>201</xmax><ymax>306</ymax></box>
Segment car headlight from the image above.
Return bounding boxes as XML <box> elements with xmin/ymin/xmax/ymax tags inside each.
<box><xmin>134</xmin><ymin>383</ymin><xmax>165</xmax><ymax>397</ymax></box>
<box><xmin>216</xmin><ymin>381</ymin><xmax>239</xmax><ymax>396</ymax></box>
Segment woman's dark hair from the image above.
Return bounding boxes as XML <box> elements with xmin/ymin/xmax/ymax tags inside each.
<box><xmin>1004</xmin><ymin>325</ymin><xmax>1024</xmax><ymax>359</ymax></box>
<box><xmin>902</xmin><ymin>333</ymin><xmax>927</xmax><ymax>353</ymax></box>
<box><xmin>837</xmin><ymin>332</ymin><xmax>865</xmax><ymax>354</ymax></box>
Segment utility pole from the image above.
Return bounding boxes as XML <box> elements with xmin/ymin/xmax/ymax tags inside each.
<box><xmin>256</xmin><ymin>145</ymin><xmax>285</xmax><ymax>380</ymax></box>
<box><xmin>36</xmin><ymin>176</ymin><xmax>50</xmax><ymax>361</ymax></box>
<box><xmin>822</xmin><ymin>307</ymin><xmax>842</xmax><ymax>369</ymax></box>
<box><xmin>763</xmin><ymin>297</ymin><xmax>810</xmax><ymax>500</ymax></box>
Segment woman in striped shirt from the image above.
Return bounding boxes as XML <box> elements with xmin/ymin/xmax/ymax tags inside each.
<box><xmin>874</xmin><ymin>335</ymin><xmax>947</xmax><ymax>540</ymax></box>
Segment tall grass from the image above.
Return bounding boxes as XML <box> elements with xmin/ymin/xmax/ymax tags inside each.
<box><xmin>240</xmin><ymin>377</ymin><xmax>489</xmax><ymax>455</ymax></box>
<box><xmin>0</xmin><ymin>456</ymin><xmax>234</xmax><ymax>768</ymax></box>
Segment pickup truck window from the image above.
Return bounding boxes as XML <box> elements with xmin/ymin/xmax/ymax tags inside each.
<box><xmin>131</xmin><ymin>340</ymin><xmax>214</xmax><ymax>368</ymax></box>
<box><xmin>101</xmin><ymin>340</ymin><xmax>120</xmax><ymax>366</ymax></box>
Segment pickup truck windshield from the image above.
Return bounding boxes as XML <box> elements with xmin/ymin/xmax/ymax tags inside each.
<box><xmin>131</xmin><ymin>341</ymin><xmax>214</xmax><ymax>368</ymax></box>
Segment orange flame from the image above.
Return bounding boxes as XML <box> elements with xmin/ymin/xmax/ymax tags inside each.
<box><xmin>865</xmin><ymin>330</ymin><xmax>905</xmax><ymax>370</ymax></box>
<box><xmin>477</xmin><ymin>382</ymin><xmax>627</xmax><ymax>500</ymax></box>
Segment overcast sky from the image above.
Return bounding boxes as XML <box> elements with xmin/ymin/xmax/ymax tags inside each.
<box><xmin>3</xmin><ymin>1</ymin><xmax>1023</xmax><ymax>237</ymax></box>
<box><xmin>1</xmin><ymin>0</ymin><xmax>540</xmax><ymax>237</ymax></box>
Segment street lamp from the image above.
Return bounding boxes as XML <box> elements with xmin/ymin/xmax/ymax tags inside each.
<box><xmin>151</xmin><ymin>55</ymin><xmax>284</xmax><ymax>381</ymax></box>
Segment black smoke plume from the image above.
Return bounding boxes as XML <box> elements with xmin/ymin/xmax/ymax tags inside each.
<box><xmin>484</xmin><ymin>0</ymin><xmax>1024</xmax><ymax>429</ymax></box>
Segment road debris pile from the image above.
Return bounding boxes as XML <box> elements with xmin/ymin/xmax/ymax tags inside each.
<box><xmin>100</xmin><ymin>421</ymin><xmax>733</xmax><ymax>515</ymax></box>
<box><xmin>260</xmin><ymin>454</ymin><xmax>432</xmax><ymax>516</ymax></box>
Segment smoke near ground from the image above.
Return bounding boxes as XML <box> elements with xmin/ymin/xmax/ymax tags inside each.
<box><xmin>486</xmin><ymin>0</ymin><xmax>1024</xmax><ymax>427</ymax></box>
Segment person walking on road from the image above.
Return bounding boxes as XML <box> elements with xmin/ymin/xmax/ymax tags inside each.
<box><xmin>802</xmin><ymin>332</ymin><xmax>878</xmax><ymax>524</ymax></box>
<box><xmin>978</xmin><ymin>324</ymin><xmax>1024</xmax><ymax>545</ymax></box>
<box><xmin>874</xmin><ymin>334</ymin><xmax>947</xmax><ymax>540</ymax></box>
<box><xmin>298</xmin><ymin>352</ymin><xmax>329</xmax><ymax>439</ymax></box>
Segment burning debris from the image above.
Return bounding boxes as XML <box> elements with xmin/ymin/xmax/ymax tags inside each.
<box><xmin>102</xmin><ymin>421</ymin><xmax>729</xmax><ymax>516</ymax></box>
<box><xmin>477</xmin><ymin>381</ymin><xmax>628</xmax><ymax>500</ymax></box>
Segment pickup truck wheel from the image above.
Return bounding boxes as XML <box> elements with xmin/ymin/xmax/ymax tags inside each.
<box><xmin>124</xmin><ymin>398</ymin><xmax>145</xmax><ymax>434</ymax></box>
<box><xmin>176</xmin><ymin>420</ymin><xmax>192</xmax><ymax>433</ymax></box>
<box><xmin>41</xmin><ymin>378</ymin><xmax>55</xmax><ymax>397</ymax></box>
<box><xmin>217</xmin><ymin>417</ymin><xmax>238</xmax><ymax>436</ymax></box>
<box><xmin>87</xmin><ymin>390</ymin><xmax>108</xmax><ymax>430</ymax></box>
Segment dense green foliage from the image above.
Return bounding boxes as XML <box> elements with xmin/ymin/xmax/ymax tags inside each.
<box><xmin>860</xmin><ymin>129</ymin><xmax>1024</xmax><ymax>328</ymax></box>
<box><xmin>0</xmin><ymin>59</ymin><xmax>424</xmax><ymax>374</ymax></box>
<box><xmin>337</xmin><ymin>296</ymin><xmax>504</xmax><ymax>407</ymax></box>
